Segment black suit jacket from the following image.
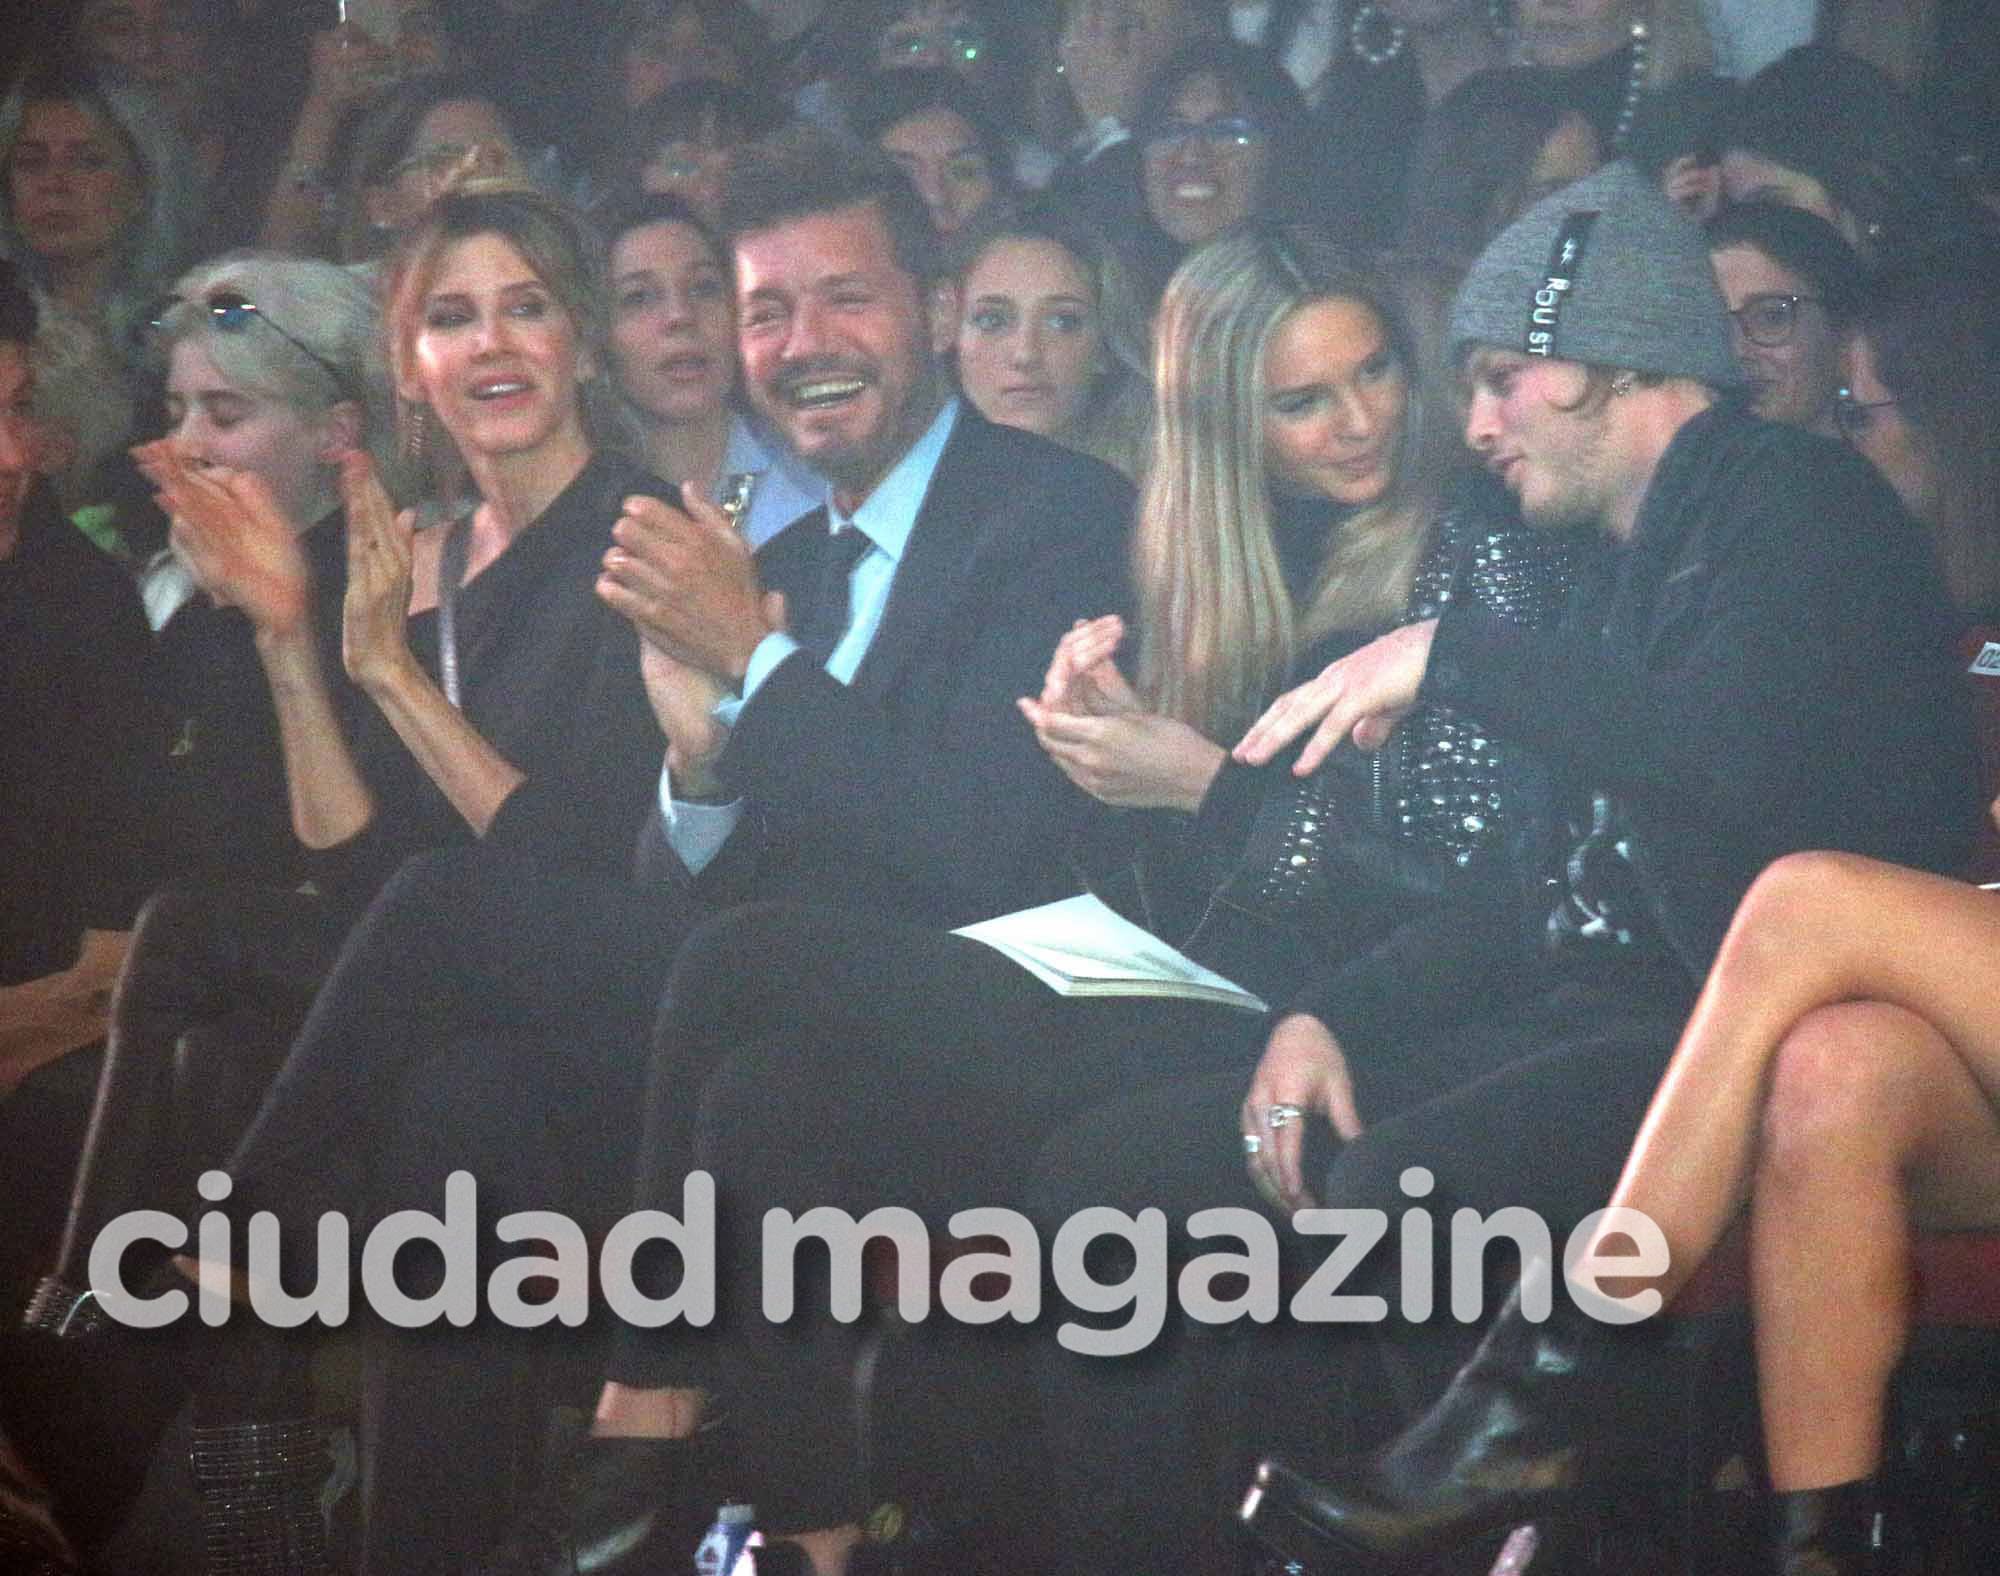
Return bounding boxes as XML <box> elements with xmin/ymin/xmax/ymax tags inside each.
<box><xmin>646</xmin><ymin>408</ymin><xmax>1134</xmax><ymax>929</ymax></box>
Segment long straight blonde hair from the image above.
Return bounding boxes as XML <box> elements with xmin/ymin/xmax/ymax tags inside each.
<box><xmin>1133</xmin><ymin>227</ymin><xmax>1443</xmax><ymax>742</ymax></box>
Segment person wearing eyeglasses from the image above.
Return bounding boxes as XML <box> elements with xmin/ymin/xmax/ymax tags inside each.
<box><xmin>1705</xmin><ymin>200</ymin><xmax>1864</xmax><ymax>437</ymax></box>
<box><xmin>1837</xmin><ymin>240</ymin><xmax>2000</xmax><ymax>625</ymax></box>
<box><xmin>1125</xmin><ymin>38</ymin><xmax>1312</xmax><ymax>303</ymax></box>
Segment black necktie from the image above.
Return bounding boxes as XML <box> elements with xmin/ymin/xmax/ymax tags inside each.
<box><xmin>795</xmin><ymin>525</ymin><xmax>873</xmax><ymax>663</ymax></box>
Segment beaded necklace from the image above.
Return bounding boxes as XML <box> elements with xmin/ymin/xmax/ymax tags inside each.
<box><xmin>1609</xmin><ymin>20</ymin><xmax>1650</xmax><ymax>155</ymax></box>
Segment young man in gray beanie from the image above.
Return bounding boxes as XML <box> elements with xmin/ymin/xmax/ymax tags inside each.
<box><xmin>1225</xmin><ymin>161</ymin><xmax>1978</xmax><ymax>1573</ymax></box>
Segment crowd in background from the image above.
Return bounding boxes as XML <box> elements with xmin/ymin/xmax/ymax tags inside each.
<box><xmin>2</xmin><ymin>2</ymin><xmax>1999</xmax><ymax>1574</ymax></box>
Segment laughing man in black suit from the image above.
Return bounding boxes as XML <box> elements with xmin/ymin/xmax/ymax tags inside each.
<box><xmin>193</xmin><ymin>128</ymin><xmax>1134</xmax><ymax>1573</ymax></box>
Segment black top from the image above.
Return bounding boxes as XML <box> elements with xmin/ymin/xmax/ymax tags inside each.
<box><xmin>152</xmin><ymin>514</ymin><xmax>350</xmax><ymax>892</ymax></box>
<box><xmin>0</xmin><ymin>485</ymin><xmax>162</xmax><ymax>981</ymax></box>
<box><xmin>1083</xmin><ymin>474</ymin><xmax>1587</xmax><ymax>1005</ymax></box>
<box><xmin>307</xmin><ymin>449</ymin><xmax>667</xmax><ymax>909</ymax></box>
<box><xmin>1298</xmin><ymin>405</ymin><xmax>1978</xmax><ymax>1102</ymax></box>
<box><xmin>1309</xmin><ymin>47</ymin><xmax>1428</xmax><ymax>247</ymax></box>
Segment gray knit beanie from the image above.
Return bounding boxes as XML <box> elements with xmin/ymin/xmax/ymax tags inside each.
<box><xmin>1448</xmin><ymin>161</ymin><xmax>1745</xmax><ymax>388</ymax></box>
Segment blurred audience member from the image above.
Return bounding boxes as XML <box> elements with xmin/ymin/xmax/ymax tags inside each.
<box><xmin>837</xmin><ymin>0</ymin><xmax>1050</xmax><ymax>185</ymax></box>
<box><xmin>599</xmin><ymin>192</ymin><xmax>820</xmax><ymax>545</ymax></box>
<box><xmin>331</xmin><ymin>72</ymin><xmax>528</xmax><ymax>263</ymax></box>
<box><xmin>257</xmin><ymin>8</ymin><xmax>464</xmax><ymax>257</ymax></box>
<box><xmin>1127</xmin><ymin>38</ymin><xmax>1313</xmax><ymax>300</ymax></box>
<box><xmin>429</xmin><ymin>0</ymin><xmax>615</xmax><ymax>171</ymax></box>
<box><xmin>609</xmin><ymin>0</ymin><xmax>773</xmax><ymax>109</ymax></box>
<box><xmin>946</xmin><ymin>198</ymin><xmax>1151</xmax><ymax>477</ymax></box>
<box><xmin>1719</xmin><ymin>43</ymin><xmax>1986</xmax><ymax>261</ymax></box>
<box><xmin>1514</xmin><ymin>0</ymin><xmax>1717</xmax><ymax>169</ymax></box>
<box><xmin>0</xmin><ymin>63</ymin><xmax>202</xmax><ymax>362</ymax></box>
<box><xmin>1839</xmin><ymin>239</ymin><xmax>2000</xmax><ymax>617</ymax></box>
<box><xmin>1227</xmin><ymin>0</ymin><xmax>1340</xmax><ymax>102</ymax></box>
<box><xmin>0</xmin><ymin>261</ymin><xmax>157</xmax><ymax>989</ymax></box>
<box><xmin>1310</xmin><ymin>0</ymin><xmax>1511</xmax><ymax>244</ymax></box>
<box><xmin>615</xmin><ymin>77</ymin><xmax>788</xmax><ymax>223</ymax></box>
<box><xmin>850</xmin><ymin>67</ymin><xmax>1012</xmax><ymax>240</ymax></box>
<box><xmin>1399</xmin><ymin>64</ymin><xmax>1604</xmax><ymax>264</ymax></box>
<box><xmin>1705</xmin><ymin>200</ymin><xmax>1863</xmax><ymax>437</ymax></box>
<box><xmin>1045</xmin><ymin>0</ymin><xmax>1223</xmax><ymax>223</ymax></box>
<box><xmin>66</xmin><ymin>0</ymin><xmax>229</xmax><ymax>183</ymax></box>
<box><xmin>583</xmin><ymin>0</ymin><xmax>777</xmax><ymax>203</ymax></box>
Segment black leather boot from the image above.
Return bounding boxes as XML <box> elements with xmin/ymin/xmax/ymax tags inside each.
<box><xmin>1769</xmin><ymin>1480</ymin><xmax>1885</xmax><ymax>1576</ymax></box>
<box><xmin>1240</xmin><ymin>1263</ymin><xmax>1652</xmax><ymax>1572</ymax></box>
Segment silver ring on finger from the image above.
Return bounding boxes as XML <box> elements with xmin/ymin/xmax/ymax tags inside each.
<box><xmin>1242</xmin><ymin>1132</ymin><xmax>1263</xmax><ymax>1157</ymax></box>
<box><xmin>1266</xmin><ymin>1103</ymin><xmax>1304</xmax><ymax>1131</ymax></box>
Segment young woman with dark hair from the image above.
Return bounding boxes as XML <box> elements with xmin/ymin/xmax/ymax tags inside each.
<box><xmin>1705</xmin><ymin>200</ymin><xmax>1866</xmax><ymax>436</ymax></box>
<box><xmin>600</xmin><ymin>191</ymin><xmax>820</xmax><ymax>546</ymax></box>
<box><xmin>847</xmin><ymin>66</ymin><xmax>1014</xmax><ymax>240</ymax></box>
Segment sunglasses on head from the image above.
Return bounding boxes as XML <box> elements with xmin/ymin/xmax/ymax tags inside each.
<box><xmin>149</xmin><ymin>290</ymin><xmax>351</xmax><ymax>396</ymax></box>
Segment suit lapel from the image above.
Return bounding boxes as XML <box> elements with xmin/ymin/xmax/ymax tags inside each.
<box><xmin>847</xmin><ymin>414</ymin><xmax>993</xmax><ymax>702</ymax></box>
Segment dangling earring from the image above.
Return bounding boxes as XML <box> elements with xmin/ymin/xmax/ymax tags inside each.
<box><xmin>1348</xmin><ymin>3</ymin><xmax>1405</xmax><ymax>67</ymax></box>
<box><xmin>401</xmin><ymin>401</ymin><xmax>430</xmax><ymax>469</ymax></box>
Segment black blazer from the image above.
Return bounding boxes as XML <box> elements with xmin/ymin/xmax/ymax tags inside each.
<box><xmin>660</xmin><ymin>408</ymin><xmax>1134</xmax><ymax>929</ymax></box>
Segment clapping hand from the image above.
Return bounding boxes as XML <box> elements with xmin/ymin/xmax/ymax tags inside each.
<box><xmin>1018</xmin><ymin>614</ymin><xmax>1225</xmax><ymax>813</ymax></box>
<box><xmin>134</xmin><ymin>439</ymin><xmax>313</xmax><ymax>637</ymax></box>
<box><xmin>598</xmin><ymin>484</ymin><xmax>778</xmax><ymax>686</ymax></box>
<box><xmin>337</xmin><ymin>450</ymin><xmax>420</xmax><ymax>691</ymax></box>
<box><xmin>1039</xmin><ymin>614</ymin><xmax>1140</xmax><ymax>716</ymax></box>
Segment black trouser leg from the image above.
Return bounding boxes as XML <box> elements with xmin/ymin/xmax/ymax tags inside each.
<box><xmin>50</xmin><ymin>884</ymin><xmax>345</xmax><ymax>1291</ymax></box>
<box><xmin>355</xmin><ymin>1029</ymin><xmax>647</xmax><ymax>1576</ymax></box>
<box><xmin>613</xmin><ymin>902</ymin><xmax>1258</xmax><ymax>1535</ymax></box>
<box><xmin>226</xmin><ymin>845</ymin><xmax>694</xmax><ymax>1228</ymax></box>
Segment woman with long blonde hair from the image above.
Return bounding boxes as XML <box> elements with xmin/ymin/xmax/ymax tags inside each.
<box><xmin>516</xmin><ymin>227</ymin><xmax>1587</xmax><ymax>1576</ymax></box>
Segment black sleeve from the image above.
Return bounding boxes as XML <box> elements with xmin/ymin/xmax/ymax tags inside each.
<box><xmin>67</xmin><ymin>560</ymin><xmax>170</xmax><ymax>933</ymax></box>
<box><xmin>717</xmin><ymin>525</ymin><xmax>1129</xmax><ymax>920</ymax></box>
<box><xmin>1419</xmin><ymin>452</ymin><xmax>1972</xmax><ymax>867</ymax></box>
<box><xmin>1278</xmin><ymin>891</ymin><xmax>1531</xmax><ymax>1108</ymax></box>
<box><xmin>481</xmin><ymin>613</ymin><xmax>664</xmax><ymax>878</ymax></box>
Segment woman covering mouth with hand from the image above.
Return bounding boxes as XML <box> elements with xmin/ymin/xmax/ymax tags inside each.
<box><xmin>21</xmin><ymin>184</ymin><xmax>669</xmax><ymax>1567</ymax></box>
